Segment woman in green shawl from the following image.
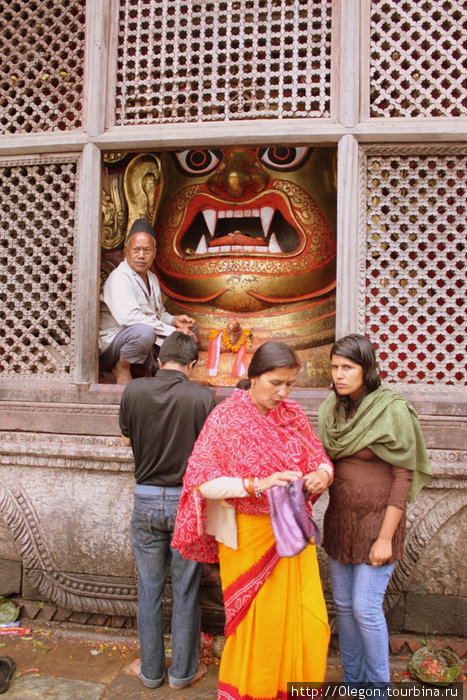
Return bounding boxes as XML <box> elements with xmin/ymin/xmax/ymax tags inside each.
<box><xmin>318</xmin><ymin>334</ymin><xmax>431</xmax><ymax>690</ymax></box>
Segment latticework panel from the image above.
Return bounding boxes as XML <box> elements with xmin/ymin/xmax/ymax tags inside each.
<box><xmin>362</xmin><ymin>147</ymin><xmax>466</xmax><ymax>385</ymax></box>
<box><xmin>370</xmin><ymin>0</ymin><xmax>466</xmax><ymax>118</ymax></box>
<box><xmin>0</xmin><ymin>0</ymin><xmax>85</xmax><ymax>135</ymax></box>
<box><xmin>0</xmin><ymin>158</ymin><xmax>78</xmax><ymax>378</ymax></box>
<box><xmin>116</xmin><ymin>0</ymin><xmax>332</xmax><ymax>124</ymax></box>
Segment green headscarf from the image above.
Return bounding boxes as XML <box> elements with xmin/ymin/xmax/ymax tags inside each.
<box><xmin>318</xmin><ymin>387</ymin><xmax>432</xmax><ymax>502</ymax></box>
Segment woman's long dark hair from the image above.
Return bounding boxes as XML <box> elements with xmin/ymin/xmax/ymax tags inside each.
<box><xmin>330</xmin><ymin>334</ymin><xmax>381</xmax><ymax>419</ymax></box>
<box><xmin>237</xmin><ymin>341</ymin><xmax>300</xmax><ymax>389</ymax></box>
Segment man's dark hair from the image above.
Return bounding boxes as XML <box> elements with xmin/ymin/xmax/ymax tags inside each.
<box><xmin>159</xmin><ymin>332</ymin><xmax>199</xmax><ymax>367</ymax></box>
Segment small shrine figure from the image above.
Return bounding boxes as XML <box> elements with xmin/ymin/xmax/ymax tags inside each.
<box><xmin>207</xmin><ymin>319</ymin><xmax>253</xmax><ymax>377</ymax></box>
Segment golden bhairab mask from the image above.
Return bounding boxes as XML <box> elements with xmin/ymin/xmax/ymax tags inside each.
<box><xmin>152</xmin><ymin>147</ymin><xmax>336</xmax><ymax>314</ymax></box>
<box><xmin>104</xmin><ymin>146</ymin><xmax>336</xmax><ymax>385</ymax></box>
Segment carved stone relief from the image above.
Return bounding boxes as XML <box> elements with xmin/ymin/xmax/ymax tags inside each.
<box><xmin>0</xmin><ymin>433</ymin><xmax>137</xmax><ymax>616</ymax></box>
<box><xmin>0</xmin><ymin>429</ymin><xmax>465</xmax><ymax>632</ymax></box>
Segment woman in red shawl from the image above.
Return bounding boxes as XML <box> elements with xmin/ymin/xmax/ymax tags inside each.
<box><xmin>172</xmin><ymin>341</ymin><xmax>333</xmax><ymax>700</ymax></box>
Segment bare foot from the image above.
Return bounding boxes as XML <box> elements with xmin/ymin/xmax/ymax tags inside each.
<box><xmin>130</xmin><ymin>658</ymin><xmax>165</xmax><ymax>689</ymax></box>
<box><xmin>129</xmin><ymin>658</ymin><xmax>141</xmax><ymax>679</ymax></box>
<box><xmin>112</xmin><ymin>358</ymin><xmax>132</xmax><ymax>385</ymax></box>
<box><xmin>169</xmin><ymin>662</ymin><xmax>208</xmax><ymax>689</ymax></box>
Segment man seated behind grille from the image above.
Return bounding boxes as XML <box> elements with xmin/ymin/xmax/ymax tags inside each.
<box><xmin>99</xmin><ymin>218</ymin><xmax>196</xmax><ymax>384</ymax></box>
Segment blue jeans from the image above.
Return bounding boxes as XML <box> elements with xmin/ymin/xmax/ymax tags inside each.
<box><xmin>328</xmin><ymin>556</ymin><xmax>395</xmax><ymax>686</ymax></box>
<box><xmin>130</xmin><ymin>487</ymin><xmax>202</xmax><ymax>688</ymax></box>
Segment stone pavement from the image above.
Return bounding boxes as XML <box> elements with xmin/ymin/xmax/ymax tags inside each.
<box><xmin>0</xmin><ymin>621</ymin><xmax>465</xmax><ymax>699</ymax></box>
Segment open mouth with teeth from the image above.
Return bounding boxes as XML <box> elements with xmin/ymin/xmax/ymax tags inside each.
<box><xmin>181</xmin><ymin>205</ymin><xmax>301</xmax><ymax>257</ymax></box>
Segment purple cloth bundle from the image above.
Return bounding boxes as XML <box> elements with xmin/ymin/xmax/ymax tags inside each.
<box><xmin>267</xmin><ymin>478</ymin><xmax>321</xmax><ymax>557</ymax></box>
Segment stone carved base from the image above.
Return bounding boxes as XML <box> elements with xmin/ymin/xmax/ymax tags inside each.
<box><xmin>0</xmin><ymin>435</ymin><xmax>137</xmax><ymax>617</ymax></box>
<box><xmin>0</xmin><ymin>430</ymin><xmax>226</xmax><ymax>629</ymax></box>
<box><xmin>0</xmin><ymin>429</ymin><xmax>465</xmax><ymax>634</ymax></box>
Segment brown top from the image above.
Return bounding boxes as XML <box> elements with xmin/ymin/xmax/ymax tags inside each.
<box><xmin>323</xmin><ymin>447</ymin><xmax>412</xmax><ymax>565</ymax></box>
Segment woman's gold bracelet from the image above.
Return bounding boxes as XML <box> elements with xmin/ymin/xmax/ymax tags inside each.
<box><xmin>243</xmin><ymin>476</ymin><xmax>255</xmax><ymax>496</ymax></box>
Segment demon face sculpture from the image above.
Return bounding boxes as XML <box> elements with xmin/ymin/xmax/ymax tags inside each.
<box><xmin>103</xmin><ymin>146</ymin><xmax>336</xmax><ymax>385</ymax></box>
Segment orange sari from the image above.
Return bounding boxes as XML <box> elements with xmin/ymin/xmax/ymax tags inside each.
<box><xmin>218</xmin><ymin>513</ymin><xmax>329</xmax><ymax>700</ymax></box>
<box><xmin>172</xmin><ymin>390</ymin><xmax>333</xmax><ymax>698</ymax></box>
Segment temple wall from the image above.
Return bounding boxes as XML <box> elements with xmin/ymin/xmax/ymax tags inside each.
<box><xmin>0</xmin><ymin>0</ymin><xmax>466</xmax><ymax>635</ymax></box>
<box><xmin>0</xmin><ymin>386</ymin><xmax>465</xmax><ymax>634</ymax></box>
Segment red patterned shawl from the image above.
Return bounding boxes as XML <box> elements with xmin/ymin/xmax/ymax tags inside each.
<box><xmin>172</xmin><ymin>389</ymin><xmax>332</xmax><ymax>563</ymax></box>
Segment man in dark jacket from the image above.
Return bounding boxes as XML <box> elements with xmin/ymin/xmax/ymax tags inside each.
<box><xmin>120</xmin><ymin>332</ymin><xmax>215</xmax><ymax>689</ymax></box>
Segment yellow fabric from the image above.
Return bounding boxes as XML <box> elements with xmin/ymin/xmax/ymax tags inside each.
<box><xmin>218</xmin><ymin>512</ymin><xmax>330</xmax><ymax>699</ymax></box>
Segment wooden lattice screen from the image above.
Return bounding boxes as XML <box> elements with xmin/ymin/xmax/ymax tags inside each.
<box><xmin>0</xmin><ymin>158</ymin><xmax>78</xmax><ymax>377</ymax></box>
<box><xmin>0</xmin><ymin>0</ymin><xmax>85</xmax><ymax>134</ymax></box>
<box><xmin>362</xmin><ymin>146</ymin><xmax>466</xmax><ymax>385</ymax></box>
<box><xmin>115</xmin><ymin>0</ymin><xmax>332</xmax><ymax>123</ymax></box>
<box><xmin>369</xmin><ymin>0</ymin><xmax>466</xmax><ymax>118</ymax></box>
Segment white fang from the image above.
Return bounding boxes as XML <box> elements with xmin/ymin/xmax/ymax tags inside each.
<box><xmin>203</xmin><ymin>209</ymin><xmax>217</xmax><ymax>237</ymax></box>
<box><xmin>260</xmin><ymin>206</ymin><xmax>274</xmax><ymax>236</ymax></box>
<box><xmin>268</xmin><ymin>232</ymin><xmax>281</xmax><ymax>253</ymax></box>
<box><xmin>195</xmin><ymin>235</ymin><xmax>208</xmax><ymax>254</ymax></box>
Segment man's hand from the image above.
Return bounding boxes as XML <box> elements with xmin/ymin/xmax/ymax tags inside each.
<box><xmin>173</xmin><ymin>314</ymin><xmax>195</xmax><ymax>329</ymax></box>
<box><xmin>173</xmin><ymin>315</ymin><xmax>197</xmax><ymax>339</ymax></box>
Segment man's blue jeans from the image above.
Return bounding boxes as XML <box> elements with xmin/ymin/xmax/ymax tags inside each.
<box><xmin>328</xmin><ymin>556</ymin><xmax>395</xmax><ymax>685</ymax></box>
<box><xmin>130</xmin><ymin>487</ymin><xmax>202</xmax><ymax>688</ymax></box>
